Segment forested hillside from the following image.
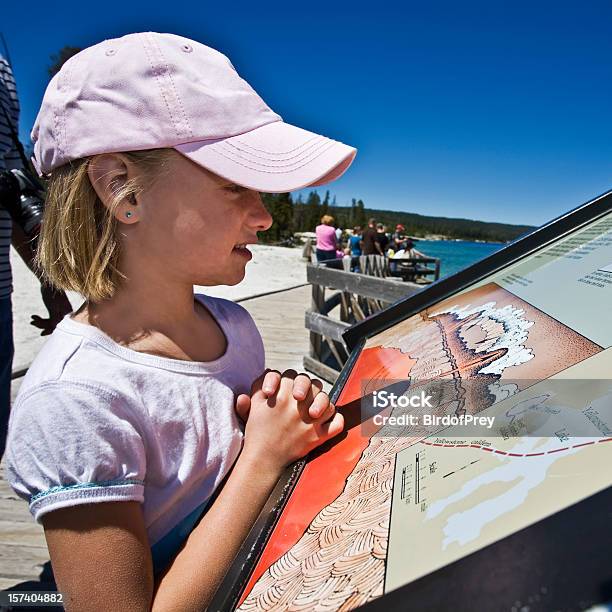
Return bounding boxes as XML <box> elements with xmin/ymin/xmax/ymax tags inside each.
<box><xmin>261</xmin><ymin>191</ymin><xmax>535</xmax><ymax>243</ymax></box>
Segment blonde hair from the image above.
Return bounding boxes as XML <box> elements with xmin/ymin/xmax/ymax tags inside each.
<box><xmin>321</xmin><ymin>215</ymin><xmax>334</xmax><ymax>225</ymax></box>
<box><xmin>36</xmin><ymin>149</ymin><xmax>173</xmax><ymax>302</ymax></box>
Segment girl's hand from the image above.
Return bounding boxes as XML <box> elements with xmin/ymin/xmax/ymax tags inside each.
<box><xmin>239</xmin><ymin>369</ymin><xmax>344</xmax><ymax>471</ymax></box>
<box><xmin>262</xmin><ymin>369</ymin><xmax>324</xmax><ymax>404</ymax></box>
<box><xmin>235</xmin><ymin>369</ymin><xmax>325</xmax><ymax>422</ymax></box>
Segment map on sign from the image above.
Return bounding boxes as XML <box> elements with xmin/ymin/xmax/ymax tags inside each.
<box><xmin>386</xmin><ymin>351</ymin><xmax>612</xmax><ymax>591</ymax></box>
<box><xmin>236</xmin><ymin>211</ymin><xmax>612</xmax><ymax>611</ymax></box>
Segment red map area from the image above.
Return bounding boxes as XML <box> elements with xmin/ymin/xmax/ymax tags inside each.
<box><xmin>337</xmin><ymin>345</ymin><xmax>416</xmax><ymax>405</ymax></box>
<box><xmin>239</xmin><ymin>346</ymin><xmax>415</xmax><ymax>603</ymax></box>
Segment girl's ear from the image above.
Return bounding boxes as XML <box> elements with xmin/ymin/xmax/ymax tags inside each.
<box><xmin>87</xmin><ymin>154</ymin><xmax>140</xmax><ymax>224</ymax></box>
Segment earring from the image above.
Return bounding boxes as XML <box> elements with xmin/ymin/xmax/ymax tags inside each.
<box><xmin>126</xmin><ymin>211</ymin><xmax>133</xmax><ymax>218</ymax></box>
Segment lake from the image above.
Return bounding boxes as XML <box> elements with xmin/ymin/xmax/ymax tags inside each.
<box><xmin>413</xmin><ymin>239</ymin><xmax>504</xmax><ymax>278</ymax></box>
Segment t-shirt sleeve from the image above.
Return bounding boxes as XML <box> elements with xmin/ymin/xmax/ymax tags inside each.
<box><xmin>4</xmin><ymin>382</ymin><xmax>146</xmax><ymax>523</ymax></box>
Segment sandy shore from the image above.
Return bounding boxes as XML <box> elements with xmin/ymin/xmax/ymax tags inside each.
<box><xmin>9</xmin><ymin>244</ymin><xmax>308</xmax><ymax>374</ymax></box>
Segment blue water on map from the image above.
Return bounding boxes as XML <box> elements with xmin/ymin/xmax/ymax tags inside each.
<box><xmin>412</xmin><ymin>239</ymin><xmax>504</xmax><ymax>279</ymax></box>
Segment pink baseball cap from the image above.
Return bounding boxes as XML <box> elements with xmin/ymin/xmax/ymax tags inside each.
<box><xmin>31</xmin><ymin>32</ymin><xmax>356</xmax><ymax>193</ymax></box>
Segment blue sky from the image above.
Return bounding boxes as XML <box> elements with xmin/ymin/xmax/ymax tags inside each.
<box><xmin>3</xmin><ymin>0</ymin><xmax>611</xmax><ymax>226</ymax></box>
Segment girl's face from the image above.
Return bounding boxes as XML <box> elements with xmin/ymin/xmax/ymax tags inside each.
<box><xmin>129</xmin><ymin>152</ymin><xmax>273</xmax><ymax>287</ymax></box>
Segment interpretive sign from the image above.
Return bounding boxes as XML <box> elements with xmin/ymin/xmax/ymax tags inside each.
<box><xmin>212</xmin><ymin>191</ymin><xmax>612</xmax><ymax>611</ymax></box>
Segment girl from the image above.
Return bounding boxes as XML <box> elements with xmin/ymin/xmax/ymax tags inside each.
<box><xmin>5</xmin><ymin>32</ymin><xmax>356</xmax><ymax>610</ymax></box>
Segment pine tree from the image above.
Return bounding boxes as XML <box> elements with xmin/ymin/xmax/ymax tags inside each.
<box><xmin>336</xmin><ymin>211</ymin><xmax>348</xmax><ymax>230</ymax></box>
<box><xmin>48</xmin><ymin>46</ymin><xmax>82</xmax><ymax>77</ymax></box>
<box><xmin>321</xmin><ymin>190</ymin><xmax>330</xmax><ymax>218</ymax></box>
<box><xmin>294</xmin><ymin>194</ymin><xmax>305</xmax><ymax>231</ymax></box>
<box><xmin>331</xmin><ymin>195</ymin><xmax>338</xmax><ymax>226</ymax></box>
<box><xmin>355</xmin><ymin>199</ymin><xmax>367</xmax><ymax>228</ymax></box>
<box><xmin>259</xmin><ymin>193</ymin><xmax>294</xmax><ymax>241</ymax></box>
<box><xmin>306</xmin><ymin>191</ymin><xmax>321</xmax><ymax>230</ymax></box>
<box><xmin>260</xmin><ymin>193</ymin><xmax>278</xmax><ymax>241</ymax></box>
<box><xmin>275</xmin><ymin>192</ymin><xmax>294</xmax><ymax>238</ymax></box>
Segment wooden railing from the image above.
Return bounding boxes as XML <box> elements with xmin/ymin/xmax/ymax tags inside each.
<box><xmin>303</xmin><ymin>256</ymin><xmax>424</xmax><ymax>383</ymax></box>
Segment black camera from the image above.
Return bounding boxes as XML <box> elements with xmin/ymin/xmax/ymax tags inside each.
<box><xmin>0</xmin><ymin>168</ymin><xmax>45</xmax><ymax>240</ymax></box>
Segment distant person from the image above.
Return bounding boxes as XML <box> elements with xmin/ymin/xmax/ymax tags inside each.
<box><xmin>392</xmin><ymin>224</ymin><xmax>405</xmax><ymax>249</ymax></box>
<box><xmin>335</xmin><ymin>226</ymin><xmax>343</xmax><ymax>243</ymax></box>
<box><xmin>389</xmin><ymin>236</ymin><xmax>426</xmax><ymax>275</ymax></box>
<box><xmin>348</xmin><ymin>226</ymin><xmax>362</xmax><ymax>256</ymax></box>
<box><xmin>375</xmin><ymin>223</ymin><xmax>389</xmax><ymax>254</ymax></box>
<box><xmin>347</xmin><ymin>226</ymin><xmax>363</xmax><ymax>272</ymax></box>
<box><xmin>391</xmin><ymin>237</ymin><xmax>426</xmax><ymax>261</ymax></box>
<box><xmin>315</xmin><ymin>215</ymin><xmax>338</xmax><ymax>261</ymax></box>
<box><xmin>0</xmin><ymin>53</ymin><xmax>71</xmax><ymax>459</ymax></box>
<box><xmin>361</xmin><ymin>218</ymin><xmax>382</xmax><ymax>256</ymax></box>
<box><xmin>403</xmin><ymin>237</ymin><xmax>425</xmax><ymax>258</ymax></box>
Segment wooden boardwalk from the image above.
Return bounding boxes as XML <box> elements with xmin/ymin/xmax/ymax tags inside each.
<box><xmin>0</xmin><ymin>284</ymin><xmax>316</xmax><ymax>591</ymax></box>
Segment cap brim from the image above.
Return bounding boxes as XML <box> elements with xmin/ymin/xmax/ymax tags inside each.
<box><xmin>174</xmin><ymin>121</ymin><xmax>356</xmax><ymax>193</ymax></box>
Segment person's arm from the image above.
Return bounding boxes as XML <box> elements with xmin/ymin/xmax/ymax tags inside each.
<box><xmin>375</xmin><ymin>238</ymin><xmax>384</xmax><ymax>255</ymax></box>
<box><xmin>42</xmin><ymin>372</ymin><xmax>342</xmax><ymax>611</ymax></box>
<box><xmin>152</xmin><ymin>445</ymin><xmax>287</xmax><ymax>610</ymax></box>
<box><xmin>10</xmin><ymin>221</ymin><xmax>35</xmax><ymax>272</ymax></box>
<box><xmin>42</xmin><ymin>502</ymin><xmax>153</xmax><ymax>612</ymax></box>
<box><xmin>11</xmin><ymin>221</ymin><xmax>72</xmax><ymax>334</ymax></box>
<box><xmin>43</xmin><ymin>449</ymin><xmax>283</xmax><ymax>612</ymax></box>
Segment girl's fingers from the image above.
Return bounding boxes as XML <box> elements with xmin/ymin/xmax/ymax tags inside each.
<box><xmin>308</xmin><ymin>393</ymin><xmax>332</xmax><ymax>421</ymax></box>
<box><xmin>292</xmin><ymin>374</ymin><xmax>313</xmax><ymax>400</ymax></box>
<box><xmin>278</xmin><ymin>369</ymin><xmax>298</xmax><ymax>399</ymax></box>
<box><xmin>318</xmin><ymin>412</ymin><xmax>345</xmax><ymax>441</ymax></box>
<box><xmin>262</xmin><ymin>370</ymin><xmax>281</xmax><ymax>396</ymax></box>
<box><xmin>235</xmin><ymin>394</ymin><xmax>251</xmax><ymax>422</ymax></box>
<box><xmin>311</xmin><ymin>400</ymin><xmax>335</xmax><ymax>424</ymax></box>
<box><xmin>311</xmin><ymin>378</ymin><xmax>323</xmax><ymax>395</ymax></box>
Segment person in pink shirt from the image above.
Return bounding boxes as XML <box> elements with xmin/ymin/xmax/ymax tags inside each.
<box><xmin>315</xmin><ymin>215</ymin><xmax>338</xmax><ymax>261</ymax></box>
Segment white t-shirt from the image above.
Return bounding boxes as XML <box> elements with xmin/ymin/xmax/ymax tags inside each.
<box><xmin>5</xmin><ymin>294</ymin><xmax>265</xmax><ymax>572</ymax></box>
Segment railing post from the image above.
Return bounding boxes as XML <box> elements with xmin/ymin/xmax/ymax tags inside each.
<box><xmin>309</xmin><ymin>279</ymin><xmax>324</xmax><ymax>362</ymax></box>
